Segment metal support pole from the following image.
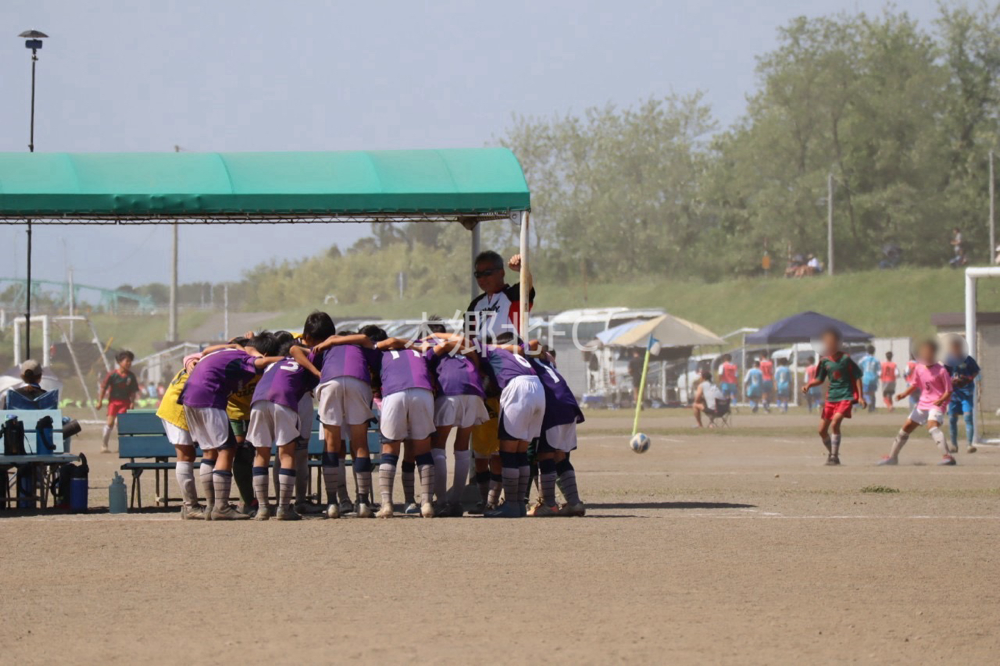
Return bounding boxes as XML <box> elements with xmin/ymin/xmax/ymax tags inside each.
<box><xmin>25</xmin><ymin>51</ymin><xmax>37</xmax><ymax>360</ymax></box>
<box><xmin>990</xmin><ymin>151</ymin><xmax>996</xmax><ymax>266</ymax></box>
<box><xmin>223</xmin><ymin>284</ymin><xmax>229</xmax><ymax>341</ymax></box>
<box><xmin>827</xmin><ymin>173</ymin><xmax>834</xmax><ymax>277</ymax></box>
<box><xmin>965</xmin><ymin>269</ymin><xmax>978</xmax><ymax>442</ymax></box>
<box><xmin>470</xmin><ymin>221</ymin><xmax>481</xmax><ymax>303</ymax></box>
<box><xmin>169</xmin><ymin>223</ymin><xmax>178</xmax><ymax>341</ymax></box>
<box><xmin>518</xmin><ymin>211</ymin><xmax>530</xmax><ymax>342</ymax></box>
<box><xmin>68</xmin><ymin>266</ymin><xmax>75</xmax><ymax>342</ymax></box>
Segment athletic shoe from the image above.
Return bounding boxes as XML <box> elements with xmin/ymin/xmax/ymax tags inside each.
<box><xmin>484</xmin><ymin>503</ymin><xmax>521</xmax><ymax>518</ymax></box>
<box><xmin>444</xmin><ymin>503</ymin><xmax>465</xmax><ymax>518</ymax></box>
<box><xmin>295</xmin><ymin>501</ymin><xmax>325</xmax><ymax>515</ymax></box>
<box><xmin>254</xmin><ymin>505</ymin><xmax>271</xmax><ymax>521</ymax></box>
<box><xmin>212</xmin><ymin>505</ymin><xmax>252</xmax><ymax>521</ymax></box>
<box><xmin>467</xmin><ymin>501</ymin><xmax>486</xmax><ymax>515</ymax></box>
<box><xmin>557</xmin><ymin>502</ymin><xmax>587</xmax><ymax>517</ymax></box>
<box><xmin>877</xmin><ymin>456</ymin><xmax>898</xmax><ymax>466</ymax></box>
<box><xmin>948</xmin><ymin>444</ymin><xmax>959</xmax><ymax>454</ymax></box>
<box><xmin>326</xmin><ymin>503</ymin><xmax>340</xmax><ymax>519</ymax></box>
<box><xmin>420</xmin><ymin>502</ymin><xmax>435</xmax><ymax>518</ymax></box>
<box><xmin>339</xmin><ymin>499</ymin><xmax>355</xmax><ymax>515</ymax></box>
<box><xmin>180</xmin><ymin>505</ymin><xmax>206</xmax><ymax>520</ymax></box>
<box><xmin>404</xmin><ymin>502</ymin><xmax>420</xmax><ymax>515</ymax></box>
<box><xmin>826</xmin><ymin>455</ymin><xmax>841</xmax><ymax>466</ymax></box>
<box><xmin>236</xmin><ymin>502</ymin><xmax>255</xmax><ymax>516</ymax></box>
<box><xmin>527</xmin><ymin>502</ymin><xmax>558</xmax><ymax>517</ymax></box>
<box><xmin>519</xmin><ymin>502</ymin><xmax>527</xmax><ymax>517</ymax></box>
<box><xmin>938</xmin><ymin>455</ymin><xmax>957</xmax><ymax>466</ymax></box>
<box><xmin>376</xmin><ymin>503</ymin><xmax>395</xmax><ymax>519</ymax></box>
<box><xmin>275</xmin><ymin>505</ymin><xmax>302</xmax><ymax>521</ymax></box>
<box><xmin>967</xmin><ymin>445</ymin><xmax>978</xmax><ymax>454</ymax></box>
<box><xmin>356</xmin><ymin>501</ymin><xmax>374</xmax><ymax>519</ymax></box>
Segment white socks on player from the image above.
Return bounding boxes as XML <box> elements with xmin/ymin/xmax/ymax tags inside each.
<box><xmin>101</xmin><ymin>425</ymin><xmax>113</xmax><ymax>452</ymax></box>
<box><xmin>830</xmin><ymin>434</ymin><xmax>841</xmax><ymax>457</ymax></box>
<box><xmin>431</xmin><ymin>448</ymin><xmax>448</xmax><ymax>503</ymax></box>
<box><xmin>929</xmin><ymin>427</ymin><xmax>948</xmax><ymax>455</ymax></box>
<box><xmin>451</xmin><ymin>449</ymin><xmax>471</xmax><ymax>504</ymax></box>
<box><xmin>175</xmin><ymin>461</ymin><xmax>197</xmax><ymax>507</ymax></box>
<box><xmin>889</xmin><ymin>430</ymin><xmax>909</xmax><ymax>459</ymax></box>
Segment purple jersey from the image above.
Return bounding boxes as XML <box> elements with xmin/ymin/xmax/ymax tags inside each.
<box><xmin>316</xmin><ymin>345</ymin><xmax>379</xmax><ymax>385</ymax></box>
<box><xmin>483</xmin><ymin>345</ymin><xmax>537</xmax><ymax>390</ymax></box>
<box><xmin>373</xmin><ymin>349</ymin><xmax>434</xmax><ymax>397</ymax></box>
<box><xmin>425</xmin><ymin>348</ymin><xmax>485</xmax><ymax>398</ymax></box>
<box><xmin>180</xmin><ymin>348</ymin><xmax>259</xmax><ymax>409</ymax></box>
<box><xmin>531</xmin><ymin>357</ymin><xmax>584</xmax><ymax>429</ymax></box>
<box><xmin>252</xmin><ymin>352</ymin><xmax>319</xmax><ymax>411</ymax></box>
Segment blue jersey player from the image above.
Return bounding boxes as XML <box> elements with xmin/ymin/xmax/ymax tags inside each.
<box><xmin>944</xmin><ymin>336</ymin><xmax>980</xmax><ymax>454</ymax></box>
<box><xmin>858</xmin><ymin>345</ymin><xmax>881</xmax><ymax>413</ymax></box>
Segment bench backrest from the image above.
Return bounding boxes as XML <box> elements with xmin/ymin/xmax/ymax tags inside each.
<box><xmin>117</xmin><ymin>410</ymin><xmax>380</xmax><ymax>459</ymax></box>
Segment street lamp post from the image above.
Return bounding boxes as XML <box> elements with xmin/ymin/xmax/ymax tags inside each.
<box><xmin>19</xmin><ymin>29</ymin><xmax>47</xmax><ymax>363</ymax></box>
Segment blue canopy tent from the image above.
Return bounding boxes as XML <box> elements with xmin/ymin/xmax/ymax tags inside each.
<box><xmin>745</xmin><ymin>311</ymin><xmax>872</xmax><ymax>345</ymax></box>
<box><xmin>744</xmin><ymin>312</ymin><xmax>872</xmax><ymax>405</ymax></box>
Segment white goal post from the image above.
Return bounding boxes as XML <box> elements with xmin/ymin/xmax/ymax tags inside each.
<box><xmin>965</xmin><ymin>267</ymin><xmax>1000</xmax><ymax>444</ymax></box>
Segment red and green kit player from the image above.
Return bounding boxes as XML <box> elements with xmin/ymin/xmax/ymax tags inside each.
<box><xmin>802</xmin><ymin>328</ymin><xmax>866</xmax><ymax>466</ymax></box>
<box><xmin>97</xmin><ymin>350</ymin><xmax>140</xmax><ymax>453</ymax></box>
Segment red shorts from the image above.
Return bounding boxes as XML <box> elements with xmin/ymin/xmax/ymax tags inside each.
<box><xmin>821</xmin><ymin>400</ymin><xmax>853</xmax><ymax>421</ymax></box>
<box><xmin>107</xmin><ymin>400</ymin><xmax>131</xmax><ymax>417</ymax></box>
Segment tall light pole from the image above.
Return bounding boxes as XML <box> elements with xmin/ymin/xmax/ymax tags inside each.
<box><xmin>19</xmin><ymin>30</ymin><xmax>48</xmax><ymax>363</ymax></box>
<box><xmin>990</xmin><ymin>151</ymin><xmax>995</xmax><ymax>266</ymax></box>
<box><xmin>827</xmin><ymin>173</ymin><xmax>835</xmax><ymax>277</ymax></box>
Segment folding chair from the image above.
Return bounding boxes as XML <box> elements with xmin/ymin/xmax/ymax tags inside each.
<box><xmin>707</xmin><ymin>399</ymin><xmax>732</xmax><ymax>428</ymax></box>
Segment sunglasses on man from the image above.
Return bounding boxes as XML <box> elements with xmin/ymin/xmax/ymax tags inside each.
<box><xmin>474</xmin><ymin>268</ymin><xmax>500</xmax><ymax>278</ymax></box>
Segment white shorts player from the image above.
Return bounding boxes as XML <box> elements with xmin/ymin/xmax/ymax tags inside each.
<box><xmin>908</xmin><ymin>406</ymin><xmax>945</xmax><ymax>425</ymax></box>
<box><xmin>160</xmin><ymin>418</ymin><xmax>193</xmax><ymax>447</ymax></box>
<box><xmin>498</xmin><ymin>375</ymin><xmax>546</xmax><ymax>441</ymax></box>
<box><xmin>183</xmin><ymin>406</ymin><xmax>232</xmax><ymax>450</ymax></box>
<box><xmin>317</xmin><ymin>376</ymin><xmax>373</xmax><ymax>426</ymax></box>
<box><xmin>380</xmin><ymin>388</ymin><xmax>436</xmax><ymax>441</ymax></box>
<box><xmin>247</xmin><ymin>400</ymin><xmax>301</xmax><ymax>449</ymax></box>
<box><xmin>434</xmin><ymin>394</ymin><xmax>489</xmax><ymax>429</ymax></box>
<box><xmin>541</xmin><ymin>422</ymin><xmax>578</xmax><ymax>452</ymax></box>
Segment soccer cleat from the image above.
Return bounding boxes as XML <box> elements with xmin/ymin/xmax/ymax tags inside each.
<box><xmin>948</xmin><ymin>444</ymin><xmax>959</xmax><ymax>454</ymax></box>
<box><xmin>236</xmin><ymin>502</ymin><xmax>255</xmax><ymax>516</ymax></box>
<box><xmin>557</xmin><ymin>502</ymin><xmax>587</xmax><ymax>517</ymax></box>
<box><xmin>275</xmin><ymin>505</ymin><xmax>302</xmax><ymax>521</ymax></box>
<box><xmin>376</xmin><ymin>503</ymin><xmax>395</xmax><ymax>519</ymax></box>
<box><xmin>339</xmin><ymin>499</ymin><xmax>355</xmax><ymax>515</ymax></box>
<box><xmin>825</xmin><ymin>455</ymin><xmax>841</xmax><ymax>466</ymax></box>
<box><xmin>356</xmin><ymin>501</ymin><xmax>375</xmax><ymax>518</ymax></box>
<box><xmin>326</xmin><ymin>503</ymin><xmax>340</xmax><ymax>519</ymax></box>
<box><xmin>420</xmin><ymin>502</ymin><xmax>435</xmax><ymax>518</ymax></box>
<box><xmin>967</xmin><ymin>445</ymin><xmax>977</xmax><ymax>454</ymax></box>
<box><xmin>444</xmin><ymin>503</ymin><xmax>465</xmax><ymax>518</ymax></box>
<box><xmin>877</xmin><ymin>456</ymin><xmax>898</xmax><ymax>466</ymax></box>
<box><xmin>938</xmin><ymin>455</ymin><xmax>957</xmax><ymax>466</ymax></box>
<box><xmin>295</xmin><ymin>501</ymin><xmax>326</xmax><ymax>515</ymax></box>
<box><xmin>468</xmin><ymin>501</ymin><xmax>486</xmax><ymax>515</ymax></box>
<box><xmin>484</xmin><ymin>502</ymin><xmax>521</xmax><ymax>518</ymax></box>
<box><xmin>211</xmin><ymin>505</ymin><xmax>252</xmax><ymax>521</ymax></box>
<box><xmin>180</xmin><ymin>505</ymin><xmax>206</xmax><ymax>520</ymax></box>
<box><xmin>254</xmin><ymin>505</ymin><xmax>271</xmax><ymax>521</ymax></box>
<box><xmin>527</xmin><ymin>502</ymin><xmax>559</xmax><ymax>517</ymax></box>
<box><xmin>404</xmin><ymin>502</ymin><xmax>420</xmax><ymax>515</ymax></box>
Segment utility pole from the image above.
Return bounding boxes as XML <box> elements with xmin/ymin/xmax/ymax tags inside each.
<box><xmin>827</xmin><ymin>173</ymin><xmax>835</xmax><ymax>277</ymax></box>
<box><xmin>20</xmin><ymin>30</ymin><xmax>47</xmax><ymax>361</ymax></box>
<box><xmin>223</xmin><ymin>283</ymin><xmax>229</xmax><ymax>341</ymax></box>
<box><xmin>169</xmin><ymin>145</ymin><xmax>180</xmax><ymax>342</ymax></box>
<box><xmin>990</xmin><ymin>151</ymin><xmax>996</xmax><ymax>266</ymax></box>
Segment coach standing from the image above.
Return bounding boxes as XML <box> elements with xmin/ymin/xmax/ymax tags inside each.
<box><xmin>465</xmin><ymin>250</ymin><xmax>535</xmax><ymax>512</ymax></box>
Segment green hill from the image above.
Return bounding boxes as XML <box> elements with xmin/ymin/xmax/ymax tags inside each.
<box><xmin>261</xmin><ymin>267</ymin><xmax>990</xmax><ymax>342</ymax></box>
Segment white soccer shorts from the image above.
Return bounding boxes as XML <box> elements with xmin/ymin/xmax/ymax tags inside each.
<box><xmin>317</xmin><ymin>376</ymin><xmax>373</xmax><ymax>426</ymax></box>
<box><xmin>498</xmin><ymin>375</ymin><xmax>546</xmax><ymax>441</ymax></box>
<box><xmin>434</xmin><ymin>394</ymin><xmax>490</xmax><ymax>429</ymax></box>
<box><xmin>247</xmin><ymin>400</ymin><xmax>301</xmax><ymax>449</ymax></box>
<box><xmin>379</xmin><ymin>388</ymin><xmax>436</xmax><ymax>441</ymax></box>
<box><xmin>160</xmin><ymin>418</ymin><xmax>193</xmax><ymax>447</ymax></box>
<box><xmin>297</xmin><ymin>392</ymin><xmax>315</xmax><ymax>439</ymax></box>
<box><xmin>542</xmin><ymin>422</ymin><xmax>578</xmax><ymax>452</ymax></box>
<box><xmin>908</xmin><ymin>406</ymin><xmax>945</xmax><ymax>426</ymax></box>
<box><xmin>182</xmin><ymin>406</ymin><xmax>232</xmax><ymax>450</ymax></box>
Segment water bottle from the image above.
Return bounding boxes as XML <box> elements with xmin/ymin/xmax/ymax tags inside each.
<box><xmin>109</xmin><ymin>472</ymin><xmax>128</xmax><ymax>514</ymax></box>
<box><xmin>70</xmin><ymin>453</ymin><xmax>90</xmax><ymax>513</ymax></box>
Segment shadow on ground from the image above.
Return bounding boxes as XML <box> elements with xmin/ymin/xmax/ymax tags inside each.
<box><xmin>589</xmin><ymin>501</ymin><xmax>756</xmax><ymax>510</ymax></box>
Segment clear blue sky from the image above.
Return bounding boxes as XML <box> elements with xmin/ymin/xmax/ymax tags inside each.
<box><xmin>0</xmin><ymin>0</ymin><xmax>943</xmax><ymax>291</ymax></box>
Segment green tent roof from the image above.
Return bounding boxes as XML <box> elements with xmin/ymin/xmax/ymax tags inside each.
<box><xmin>0</xmin><ymin>148</ymin><xmax>530</xmax><ymax>223</ymax></box>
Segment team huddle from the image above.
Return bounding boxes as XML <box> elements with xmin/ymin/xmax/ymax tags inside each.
<box><xmin>153</xmin><ymin>310</ymin><xmax>586</xmax><ymax>521</ymax></box>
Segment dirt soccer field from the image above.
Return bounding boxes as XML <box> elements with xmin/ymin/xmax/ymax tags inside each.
<box><xmin>2</xmin><ymin>409</ymin><xmax>998</xmax><ymax>665</ymax></box>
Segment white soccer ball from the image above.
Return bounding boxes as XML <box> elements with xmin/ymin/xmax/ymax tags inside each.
<box><xmin>630</xmin><ymin>432</ymin><xmax>651</xmax><ymax>454</ymax></box>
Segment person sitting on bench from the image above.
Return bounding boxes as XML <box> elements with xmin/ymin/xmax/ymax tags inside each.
<box><xmin>0</xmin><ymin>360</ymin><xmax>48</xmax><ymax>409</ymax></box>
<box><xmin>692</xmin><ymin>370</ymin><xmax>723</xmax><ymax>428</ymax></box>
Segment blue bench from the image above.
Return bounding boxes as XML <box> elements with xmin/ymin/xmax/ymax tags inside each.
<box><xmin>118</xmin><ymin>411</ymin><xmax>382</xmax><ymax>510</ymax></box>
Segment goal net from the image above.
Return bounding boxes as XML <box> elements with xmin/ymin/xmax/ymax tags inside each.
<box><xmin>964</xmin><ymin>267</ymin><xmax>1000</xmax><ymax>445</ymax></box>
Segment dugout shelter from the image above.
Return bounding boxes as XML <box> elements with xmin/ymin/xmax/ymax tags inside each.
<box><xmin>0</xmin><ymin>148</ymin><xmax>534</xmax><ymax>339</ymax></box>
